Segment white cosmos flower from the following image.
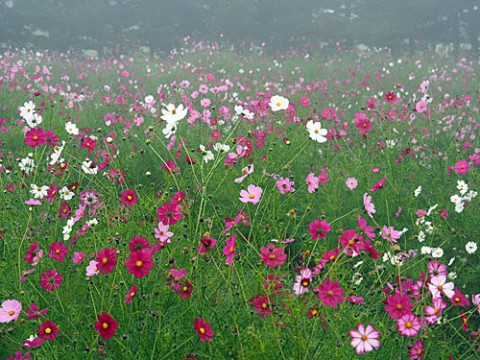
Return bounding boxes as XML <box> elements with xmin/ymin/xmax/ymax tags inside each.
<box><xmin>19</xmin><ymin>157</ymin><xmax>35</xmax><ymax>174</ymax></box>
<box><xmin>160</xmin><ymin>103</ymin><xmax>188</xmax><ymax>123</ymax></box>
<box><xmin>144</xmin><ymin>95</ymin><xmax>154</xmax><ymax>104</ymax></box>
<box><xmin>59</xmin><ymin>186</ymin><xmax>75</xmax><ymax>200</ymax></box>
<box><xmin>413</xmin><ymin>186</ymin><xmax>422</xmax><ymax>197</ymax></box>
<box><xmin>162</xmin><ymin>121</ymin><xmax>178</xmax><ymax>139</ymax></box>
<box><xmin>431</xmin><ymin>247</ymin><xmax>444</xmax><ymax>258</ymax></box>
<box><xmin>269</xmin><ymin>95</ymin><xmax>289</xmax><ymax>111</ymax></box>
<box><xmin>26</xmin><ymin>113</ymin><xmax>43</xmax><ymax>128</ymax></box>
<box><xmin>306</xmin><ymin>120</ymin><xmax>328</xmax><ymax>143</ymax></box>
<box><xmin>30</xmin><ymin>184</ymin><xmax>48</xmax><ymax>199</ymax></box>
<box><xmin>213</xmin><ymin>143</ymin><xmax>230</xmax><ymax>153</ymax></box>
<box><xmin>81</xmin><ymin>159</ymin><xmax>98</xmax><ymax>175</ymax></box>
<box><xmin>19</xmin><ymin>101</ymin><xmax>36</xmax><ymax>121</ymax></box>
<box><xmin>456</xmin><ymin>180</ymin><xmax>468</xmax><ymax>195</ymax></box>
<box><xmin>465</xmin><ymin>241</ymin><xmax>477</xmax><ymax>254</ymax></box>
<box><xmin>199</xmin><ymin>144</ymin><xmax>214</xmax><ymax>163</ymax></box>
<box><xmin>65</xmin><ymin>121</ymin><xmax>79</xmax><ymax>135</ymax></box>
<box><xmin>49</xmin><ymin>141</ymin><xmax>66</xmax><ymax>166</ymax></box>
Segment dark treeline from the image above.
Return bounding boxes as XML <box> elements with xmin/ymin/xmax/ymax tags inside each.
<box><xmin>0</xmin><ymin>0</ymin><xmax>479</xmax><ymax>53</ymax></box>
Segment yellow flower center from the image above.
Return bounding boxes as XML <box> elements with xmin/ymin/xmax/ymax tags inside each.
<box><xmin>102</xmin><ymin>322</ymin><xmax>109</xmax><ymax>329</ymax></box>
<box><xmin>249</xmin><ymin>193</ymin><xmax>255</xmax><ymax>199</ymax></box>
<box><xmin>130</xmin><ymin>292</ymin><xmax>135</xmax><ymax>297</ymax></box>
<box><xmin>33</xmin><ymin>135</ymin><xmax>38</xmax><ymax>140</ymax></box>
<box><xmin>199</xmin><ymin>327</ymin><xmax>205</xmax><ymax>334</ymax></box>
<box><xmin>361</xmin><ymin>334</ymin><xmax>368</xmax><ymax>341</ymax></box>
<box><xmin>327</xmin><ymin>290</ymin><xmax>334</xmax><ymax>296</ymax></box>
<box><xmin>406</xmin><ymin>321</ymin><xmax>412</xmax><ymax>329</ymax></box>
<box><xmin>261</xmin><ymin>303</ymin><xmax>267</xmax><ymax>309</ymax></box>
<box><xmin>8</xmin><ymin>310</ymin><xmax>15</xmax><ymax>316</ymax></box>
<box><xmin>396</xmin><ymin>304</ymin><xmax>402</xmax><ymax>310</ymax></box>
<box><xmin>136</xmin><ymin>261</ymin><xmax>143</xmax><ymax>267</ymax></box>
<box><xmin>45</xmin><ymin>327</ymin><xmax>52</xmax><ymax>334</ymax></box>
<box><xmin>127</xmin><ymin>195</ymin><xmax>132</xmax><ymax>200</ymax></box>
<box><xmin>102</xmin><ymin>257</ymin><xmax>108</xmax><ymax>264</ymax></box>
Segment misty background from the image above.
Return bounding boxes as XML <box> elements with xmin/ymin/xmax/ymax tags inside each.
<box><xmin>0</xmin><ymin>0</ymin><xmax>479</xmax><ymax>53</ymax></box>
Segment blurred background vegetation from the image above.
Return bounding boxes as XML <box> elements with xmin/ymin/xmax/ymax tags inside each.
<box><xmin>0</xmin><ymin>0</ymin><xmax>479</xmax><ymax>54</ymax></box>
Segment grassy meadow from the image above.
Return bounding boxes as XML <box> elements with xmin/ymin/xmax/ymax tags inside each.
<box><xmin>0</xmin><ymin>41</ymin><xmax>479</xmax><ymax>359</ymax></box>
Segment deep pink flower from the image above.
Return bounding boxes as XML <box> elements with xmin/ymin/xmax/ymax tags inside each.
<box><xmin>371</xmin><ymin>176</ymin><xmax>386</xmax><ymax>192</ymax></box>
<box><xmin>157</xmin><ymin>202</ymin><xmax>184</xmax><ymax>225</ymax></box>
<box><xmin>0</xmin><ymin>300</ymin><xmax>22</xmax><ymax>323</ymax></box>
<box><xmin>259</xmin><ymin>244</ymin><xmax>287</xmax><ymax>268</ymax></box>
<box><xmin>24</xmin><ymin>242</ymin><xmax>43</xmax><ymax>266</ymax></box>
<box><xmin>72</xmin><ymin>251</ymin><xmax>85</xmax><ymax>264</ymax></box>
<box><xmin>197</xmin><ymin>235</ymin><xmax>217</xmax><ymax>253</ymax></box>
<box><xmin>40</xmin><ymin>269</ymin><xmax>62</xmax><ymax>291</ymax></box>
<box><xmin>81</xmin><ymin>136</ymin><xmax>96</xmax><ymax>152</ymax></box>
<box><xmin>454</xmin><ymin>159</ymin><xmax>470</xmax><ymax>175</ymax></box>
<box><xmin>249</xmin><ymin>294</ymin><xmax>273</xmax><ymax>318</ymax></box>
<box><xmin>38</xmin><ymin>320</ymin><xmax>59</xmax><ymax>340</ymax></box>
<box><xmin>129</xmin><ymin>236</ymin><xmax>149</xmax><ymax>252</ymax></box>
<box><xmin>95</xmin><ymin>312</ymin><xmax>118</xmax><ymax>339</ymax></box>
<box><xmin>357</xmin><ymin>215</ymin><xmax>375</xmax><ymax>239</ymax></box>
<box><xmin>384</xmin><ymin>292</ymin><xmax>414</xmax><ymax>319</ymax></box>
<box><xmin>125</xmin><ymin>284</ymin><xmax>138</xmax><ymax>304</ymax></box>
<box><xmin>194</xmin><ymin>317</ymin><xmax>214</xmax><ymax>342</ymax></box>
<box><xmin>409</xmin><ymin>339</ymin><xmax>425</xmax><ymax>359</ymax></box>
<box><xmin>339</xmin><ymin>229</ymin><xmax>364</xmax><ymax>256</ymax></box>
<box><xmin>308</xmin><ymin>219</ymin><xmax>331</xmax><ymax>240</ymax></box>
<box><xmin>25</xmin><ymin>303</ymin><xmax>48</xmax><ymax>321</ymax></box>
<box><xmin>350</xmin><ymin>323</ymin><xmax>380</xmax><ymax>355</ymax></box>
<box><xmin>316</xmin><ymin>278</ymin><xmax>345</xmax><ymax>308</ymax></box>
<box><xmin>384</xmin><ymin>91</ymin><xmax>397</xmax><ymax>103</ymax></box>
<box><xmin>125</xmin><ymin>249</ymin><xmax>154</xmax><ymax>278</ymax></box>
<box><xmin>48</xmin><ymin>241</ymin><xmax>68</xmax><ymax>262</ymax></box>
<box><xmin>95</xmin><ymin>247</ymin><xmax>117</xmax><ymax>274</ymax></box>
<box><xmin>24</xmin><ymin>128</ymin><xmax>46</xmax><ymax>148</ymax></box>
<box><xmin>120</xmin><ymin>189</ymin><xmax>138</xmax><ymax>207</ymax></box>
<box><xmin>347</xmin><ymin>296</ymin><xmax>365</xmax><ymax>305</ymax></box>
<box><xmin>239</xmin><ymin>184</ymin><xmax>262</xmax><ymax>204</ymax></box>
<box><xmin>223</xmin><ymin>234</ymin><xmax>236</xmax><ymax>266</ymax></box>
<box><xmin>397</xmin><ymin>313</ymin><xmax>422</xmax><ymax>337</ymax></box>
<box><xmin>354</xmin><ymin>113</ymin><xmax>372</xmax><ymax>134</ymax></box>
<box><xmin>450</xmin><ymin>288</ymin><xmax>470</xmax><ymax>307</ymax></box>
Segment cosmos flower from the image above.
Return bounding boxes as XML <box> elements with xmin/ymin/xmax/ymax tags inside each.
<box><xmin>306</xmin><ymin>120</ymin><xmax>328</xmax><ymax>143</ymax></box>
<box><xmin>0</xmin><ymin>299</ymin><xmax>22</xmax><ymax>323</ymax></box>
<box><xmin>349</xmin><ymin>323</ymin><xmax>380</xmax><ymax>355</ymax></box>
<box><xmin>95</xmin><ymin>312</ymin><xmax>118</xmax><ymax>340</ymax></box>
<box><xmin>194</xmin><ymin>317</ymin><xmax>214</xmax><ymax>342</ymax></box>
<box><xmin>269</xmin><ymin>95</ymin><xmax>289</xmax><ymax>111</ymax></box>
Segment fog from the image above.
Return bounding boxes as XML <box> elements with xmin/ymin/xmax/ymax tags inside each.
<box><xmin>0</xmin><ymin>0</ymin><xmax>479</xmax><ymax>53</ymax></box>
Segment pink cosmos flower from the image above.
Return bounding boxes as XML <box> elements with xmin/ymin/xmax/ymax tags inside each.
<box><xmin>346</xmin><ymin>177</ymin><xmax>358</xmax><ymax>190</ymax></box>
<box><xmin>276</xmin><ymin>177</ymin><xmax>295</xmax><ymax>194</ymax></box>
<box><xmin>354</xmin><ymin>113</ymin><xmax>372</xmax><ymax>134</ymax></box>
<box><xmin>249</xmin><ymin>294</ymin><xmax>273</xmax><ymax>318</ymax></box>
<box><xmin>259</xmin><ymin>244</ymin><xmax>287</xmax><ymax>268</ymax></box>
<box><xmin>120</xmin><ymin>189</ymin><xmax>138</xmax><ymax>207</ymax></box>
<box><xmin>234</xmin><ymin>164</ymin><xmax>254</xmax><ymax>183</ymax></box>
<box><xmin>424</xmin><ymin>297</ymin><xmax>447</xmax><ymax>324</ymax></box>
<box><xmin>38</xmin><ymin>320</ymin><xmax>59</xmax><ymax>340</ymax></box>
<box><xmin>415</xmin><ymin>100</ymin><xmax>428</xmax><ymax>113</ymax></box>
<box><xmin>349</xmin><ymin>323</ymin><xmax>380</xmax><ymax>355</ymax></box>
<box><xmin>357</xmin><ymin>215</ymin><xmax>376</xmax><ymax>239</ymax></box>
<box><xmin>223</xmin><ymin>233</ymin><xmax>236</xmax><ymax>266</ymax></box>
<box><xmin>384</xmin><ymin>91</ymin><xmax>397</xmax><ymax>103</ymax></box>
<box><xmin>293</xmin><ymin>268</ymin><xmax>313</xmax><ymax>296</ymax></box>
<box><xmin>308</xmin><ymin>219</ymin><xmax>331</xmax><ymax>240</ymax></box>
<box><xmin>427</xmin><ymin>260</ymin><xmax>448</xmax><ymax>277</ymax></box>
<box><xmin>197</xmin><ymin>236</ymin><xmax>217</xmax><ymax>253</ymax></box>
<box><xmin>339</xmin><ymin>229</ymin><xmax>364</xmax><ymax>256</ymax></box>
<box><xmin>305</xmin><ymin>172</ymin><xmax>319</xmax><ymax>193</ymax></box>
<box><xmin>454</xmin><ymin>159</ymin><xmax>470</xmax><ymax>175</ymax></box>
<box><xmin>347</xmin><ymin>296</ymin><xmax>365</xmax><ymax>304</ymax></box>
<box><xmin>381</xmin><ymin>226</ymin><xmax>401</xmax><ymax>243</ymax></box>
<box><xmin>397</xmin><ymin>313</ymin><xmax>422</xmax><ymax>337</ymax></box>
<box><xmin>0</xmin><ymin>299</ymin><xmax>22</xmax><ymax>323</ymax></box>
<box><xmin>86</xmin><ymin>260</ymin><xmax>99</xmax><ymax>277</ymax></box>
<box><xmin>363</xmin><ymin>193</ymin><xmax>376</xmax><ymax>218</ymax></box>
<box><xmin>39</xmin><ymin>269</ymin><xmax>62</xmax><ymax>292</ymax></box>
<box><xmin>409</xmin><ymin>339</ymin><xmax>425</xmax><ymax>359</ymax></box>
<box><xmin>25</xmin><ymin>199</ymin><xmax>41</xmax><ymax>206</ymax></box>
<box><xmin>154</xmin><ymin>221</ymin><xmax>173</xmax><ymax>242</ymax></box>
<box><xmin>316</xmin><ymin>278</ymin><xmax>345</xmax><ymax>308</ymax></box>
<box><xmin>429</xmin><ymin>275</ymin><xmax>455</xmax><ymax>298</ymax></box>
<box><xmin>72</xmin><ymin>251</ymin><xmax>85</xmax><ymax>264</ymax></box>
<box><xmin>239</xmin><ymin>184</ymin><xmax>262</xmax><ymax>204</ymax></box>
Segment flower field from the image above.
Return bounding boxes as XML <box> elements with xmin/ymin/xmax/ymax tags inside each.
<box><xmin>0</xmin><ymin>40</ymin><xmax>479</xmax><ymax>359</ymax></box>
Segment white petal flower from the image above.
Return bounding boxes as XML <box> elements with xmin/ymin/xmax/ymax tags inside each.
<box><xmin>269</xmin><ymin>95</ymin><xmax>289</xmax><ymax>112</ymax></box>
<box><xmin>306</xmin><ymin>120</ymin><xmax>328</xmax><ymax>143</ymax></box>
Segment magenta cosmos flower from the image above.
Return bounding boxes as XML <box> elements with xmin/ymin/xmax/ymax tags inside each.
<box><xmin>454</xmin><ymin>159</ymin><xmax>470</xmax><ymax>175</ymax></box>
<box><xmin>349</xmin><ymin>323</ymin><xmax>380</xmax><ymax>355</ymax></box>
<box><xmin>194</xmin><ymin>317</ymin><xmax>214</xmax><ymax>342</ymax></box>
<box><xmin>259</xmin><ymin>244</ymin><xmax>287</xmax><ymax>268</ymax></box>
<box><xmin>125</xmin><ymin>249</ymin><xmax>154</xmax><ymax>278</ymax></box>
<box><xmin>239</xmin><ymin>184</ymin><xmax>262</xmax><ymax>204</ymax></box>
<box><xmin>316</xmin><ymin>278</ymin><xmax>345</xmax><ymax>308</ymax></box>
<box><xmin>223</xmin><ymin>233</ymin><xmax>236</xmax><ymax>266</ymax></box>
<box><xmin>384</xmin><ymin>292</ymin><xmax>413</xmax><ymax>319</ymax></box>
<box><xmin>95</xmin><ymin>247</ymin><xmax>117</xmax><ymax>274</ymax></box>
<box><xmin>0</xmin><ymin>299</ymin><xmax>22</xmax><ymax>323</ymax></box>
<box><xmin>24</xmin><ymin>128</ymin><xmax>46</xmax><ymax>148</ymax></box>
<box><xmin>120</xmin><ymin>188</ymin><xmax>138</xmax><ymax>207</ymax></box>
<box><xmin>38</xmin><ymin>320</ymin><xmax>59</xmax><ymax>340</ymax></box>
<box><xmin>40</xmin><ymin>269</ymin><xmax>62</xmax><ymax>292</ymax></box>
<box><xmin>48</xmin><ymin>241</ymin><xmax>68</xmax><ymax>262</ymax></box>
<box><xmin>157</xmin><ymin>202</ymin><xmax>184</xmax><ymax>225</ymax></box>
<box><xmin>308</xmin><ymin>219</ymin><xmax>331</xmax><ymax>240</ymax></box>
<box><xmin>95</xmin><ymin>312</ymin><xmax>118</xmax><ymax>339</ymax></box>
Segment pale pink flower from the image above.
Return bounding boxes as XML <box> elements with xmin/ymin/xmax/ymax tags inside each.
<box><xmin>239</xmin><ymin>184</ymin><xmax>262</xmax><ymax>204</ymax></box>
<box><xmin>346</xmin><ymin>177</ymin><xmax>358</xmax><ymax>190</ymax></box>
<box><xmin>234</xmin><ymin>164</ymin><xmax>254</xmax><ymax>183</ymax></box>
<box><xmin>86</xmin><ymin>260</ymin><xmax>99</xmax><ymax>277</ymax></box>
<box><xmin>0</xmin><ymin>299</ymin><xmax>22</xmax><ymax>323</ymax></box>
<box><xmin>428</xmin><ymin>275</ymin><xmax>455</xmax><ymax>298</ymax></box>
<box><xmin>349</xmin><ymin>323</ymin><xmax>381</xmax><ymax>355</ymax></box>
<box><xmin>363</xmin><ymin>193</ymin><xmax>376</xmax><ymax>218</ymax></box>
